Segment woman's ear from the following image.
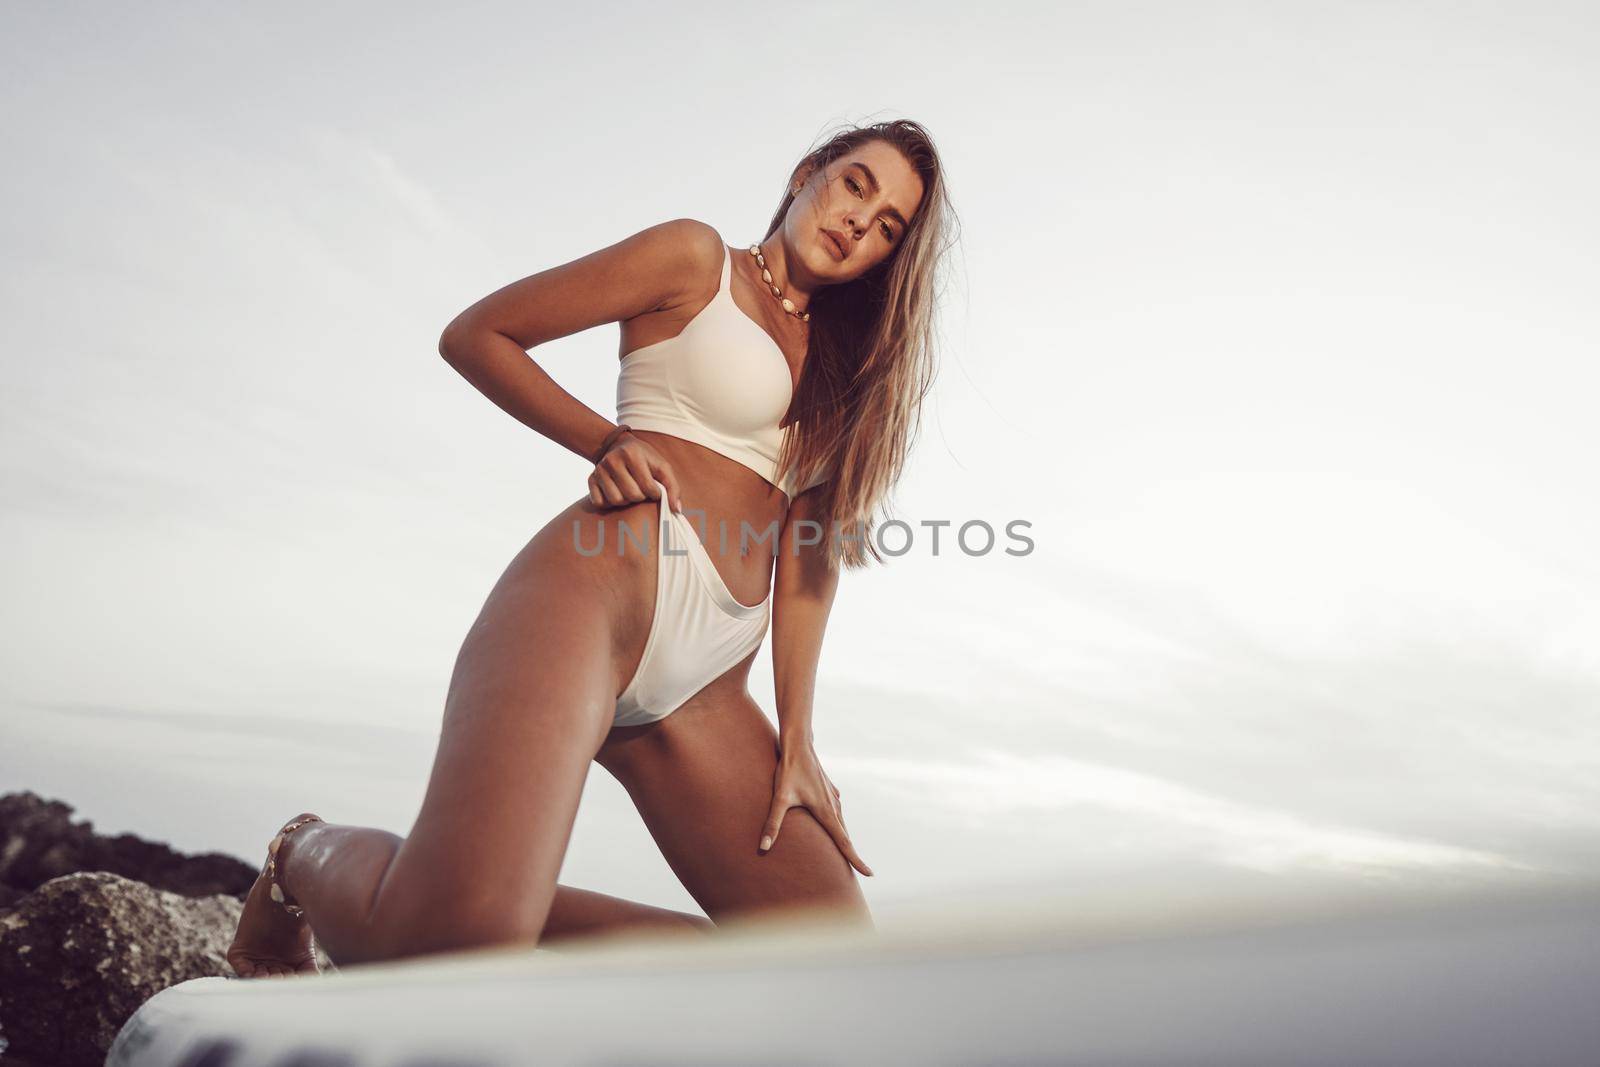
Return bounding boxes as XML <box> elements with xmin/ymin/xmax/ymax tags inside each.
<box><xmin>789</xmin><ymin>160</ymin><xmax>818</xmax><ymax>196</ymax></box>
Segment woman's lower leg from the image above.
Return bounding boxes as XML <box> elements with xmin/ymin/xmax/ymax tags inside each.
<box><xmin>539</xmin><ymin>884</ymin><xmax>714</xmax><ymax>945</ymax></box>
<box><xmin>272</xmin><ymin>822</ymin><xmax>710</xmax><ymax>965</ymax></box>
<box><xmin>273</xmin><ymin>821</ymin><xmax>404</xmax><ymax>965</ymax></box>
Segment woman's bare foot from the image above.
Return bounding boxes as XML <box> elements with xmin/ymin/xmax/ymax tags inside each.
<box><xmin>226</xmin><ymin>813</ymin><xmax>323</xmax><ymax>978</ymax></box>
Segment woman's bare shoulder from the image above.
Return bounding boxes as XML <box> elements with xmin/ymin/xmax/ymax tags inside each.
<box><xmin>440</xmin><ymin>218</ymin><xmax>727</xmax><ymax>352</ymax></box>
<box><xmin>642</xmin><ymin>217</ymin><xmax>726</xmax><ymax>281</ymax></box>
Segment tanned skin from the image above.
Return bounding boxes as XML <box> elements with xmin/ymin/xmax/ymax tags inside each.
<box><xmin>227</xmin><ymin>141</ymin><xmax>925</xmax><ymax>973</ymax></box>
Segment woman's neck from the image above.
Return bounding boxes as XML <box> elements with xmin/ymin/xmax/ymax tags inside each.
<box><xmin>752</xmin><ymin>235</ymin><xmax>817</xmax><ymax>313</ymax></box>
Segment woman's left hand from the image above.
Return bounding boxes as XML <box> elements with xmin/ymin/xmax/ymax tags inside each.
<box><xmin>759</xmin><ymin>739</ymin><xmax>873</xmax><ymax>877</ymax></box>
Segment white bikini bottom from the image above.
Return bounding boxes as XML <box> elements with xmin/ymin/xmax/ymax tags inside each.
<box><xmin>612</xmin><ymin>481</ymin><xmax>771</xmax><ymax>728</ymax></box>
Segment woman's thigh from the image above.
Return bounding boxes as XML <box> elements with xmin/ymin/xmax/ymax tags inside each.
<box><xmin>370</xmin><ymin>502</ymin><xmax>649</xmax><ymax>951</ymax></box>
<box><xmin>595</xmin><ymin>670</ymin><xmax>870</xmax><ymax>926</ymax></box>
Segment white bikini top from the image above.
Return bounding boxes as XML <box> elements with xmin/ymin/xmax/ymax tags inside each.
<box><xmin>616</xmin><ymin>235</ymin><xmax>829</xmax><ymax>500</ymax></box>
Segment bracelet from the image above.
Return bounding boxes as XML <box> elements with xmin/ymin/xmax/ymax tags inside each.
<box><xmin>593</xmin><ymin>423</ymin><xmax>633</xmax><ymax>463</ymax></box>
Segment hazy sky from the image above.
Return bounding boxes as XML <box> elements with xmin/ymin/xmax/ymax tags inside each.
<box><xmin>3</xmin><ymin>3</ymin><xmax>1597</xmax><ymax>918</ymax></box>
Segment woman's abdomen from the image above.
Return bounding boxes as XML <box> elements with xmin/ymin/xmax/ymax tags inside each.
<box><xmin>629</xmin><ymin>430</ymin><xmax>785</xmax><ymax>609</ymax></box>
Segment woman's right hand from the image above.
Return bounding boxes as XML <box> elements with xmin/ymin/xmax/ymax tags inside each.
<box><xmin>589</xmin><ymin>432</ymin><xmax>683</xmax><ymax>514</ymax></box>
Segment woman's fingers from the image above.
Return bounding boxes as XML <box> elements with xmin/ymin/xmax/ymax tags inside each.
<box><xmin>653</xmin><ymin>462</ymin><xmax>684</xmax><ymax>514</ymax></box>
<box><xmin>758</xmin><ymin>788</ymin><xmax>871</xmax><ymax>877</ymax></box>
<box><xmin>590</xmin><ymin>437</ymin><xmax>683</xmax><ymax>514</ymax></box>
<box><xmin>591</xmin><ymin>453</ymin><xmax>650</xmax><ymax>509</ymax></box>
<box><xmin>759</xmin><ymin>795</ymin><xmax>790</xmax><ymax>853</ymax></box>
<box><xmin>618</xmin><ymin>448</ymin><xmax>682</xmax><ymax>515</ymax></box>
<box><xmin>821</xmin><ymin>771</ymin><xmax>842</xmax><ymax>815</ymax></box>
<box><xmin>623</xmin><ymin>452</ymin><xmax>676</xmax><ymax>512</ymax></box>
<box><xmin>818</xmin><ymin>804</ymin><xmax>873</xmax><ymax>878</ymax></box>
<box><xmin>602</xmin><ymin>454</ymin><xmax>648</xmax><ymax>504</ymax></box>
<box><xmin>593</xmin><ymin>468</ymin><xmax>627</xmax><ymax>507</ymax></box>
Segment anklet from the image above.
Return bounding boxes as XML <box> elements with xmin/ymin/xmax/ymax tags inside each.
<box><xmin>264</xmin><ymin>815</ymin><xmax>323</xmax><ymax>918</ymax></box>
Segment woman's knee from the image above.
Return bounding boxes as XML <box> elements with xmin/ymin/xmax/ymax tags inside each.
<box><xmin>351</xmin><ymin>829</ymin><xmax>561</xmax><ymax>962</ymax></box>
<box><xmin>363</xmin><ymin>883</ymin><xmax>552</xmax><ymax>962</ymax></box>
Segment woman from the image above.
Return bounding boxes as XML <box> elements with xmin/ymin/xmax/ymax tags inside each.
<box><xmin>226</xmin><ymin>119</ymin><xmax>955</xmax><ymax>975</ymax></box>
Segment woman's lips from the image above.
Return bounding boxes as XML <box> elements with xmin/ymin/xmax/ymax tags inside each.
<box><xmin>821</xmin><ymin>229</ymin><xmax>846</xmax><ymax>260</ymax></box>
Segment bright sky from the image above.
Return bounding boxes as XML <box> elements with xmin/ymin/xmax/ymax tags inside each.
<box><xmin>3</xmin><ymin>3</ymin><xmax>1597</xmax><ymax>918</ymax></box>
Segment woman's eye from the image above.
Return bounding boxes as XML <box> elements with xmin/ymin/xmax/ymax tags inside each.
<box><xmin>845</xmin><ymin>177</ymin><xmax>862</xmax><ymax>196</ymax></box>
<box><xmin>880</xmin><ymin>222</ymin><xmax>895</xmax><ymax>242</ymax></box>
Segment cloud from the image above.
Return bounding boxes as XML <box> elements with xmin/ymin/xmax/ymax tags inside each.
<box><xmin>833</xmin><ymin>749</ymin><xmax>1533</xmax><ymax>879</ymax></box>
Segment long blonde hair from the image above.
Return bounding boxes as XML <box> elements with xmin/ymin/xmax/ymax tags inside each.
<box><xmin>769</xmin><ymin>119</ymin><xmax>959</xmax><ymax>569</ymax></box>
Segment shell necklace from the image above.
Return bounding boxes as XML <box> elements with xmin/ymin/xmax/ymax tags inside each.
<box><xmin>747</xmin><ymin>243</ymin><xmax>811</xmax><ymax>322</ymax></box>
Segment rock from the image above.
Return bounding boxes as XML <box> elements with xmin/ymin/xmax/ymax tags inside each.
<box><xmin>0</xmin><ymin>882</ymin><xmax>29</xmax><ymax>914</ymax></box>
<box><xmin>0</xmin><ymin>792</ymin><xmax>257</xmax><ymax>900</ymax></box>
<box><xmin>0</xmin><ymin>870</ymin><xmax>242</xmax><ymax>1067</ymax></box>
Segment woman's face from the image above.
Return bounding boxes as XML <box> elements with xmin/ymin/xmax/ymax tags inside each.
<box><xmin>784</xmin><ymin>140</ymin><xmax>925</xmax><ymax>284</ymax></box>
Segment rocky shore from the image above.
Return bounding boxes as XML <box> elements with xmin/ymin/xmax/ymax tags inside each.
<box><xmin>0</xmin><ymin>792</ymin><xmax>260</xmax><ymax>1067</ymax></box>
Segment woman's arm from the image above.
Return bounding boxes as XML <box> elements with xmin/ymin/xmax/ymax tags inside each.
<box><xmin>769</xmin><ymin>485</ymin><xmax>840</xmax><ymax>747</ymax></box>
<box><xmin>436</xmin><ymin>217</ymin><xmax>721</xmax><ymax>472</ymax></box>
<box><xmin>759</xmin><ymin>485</ymin><xmax>872</xmax><ymax>876</ymax></box>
